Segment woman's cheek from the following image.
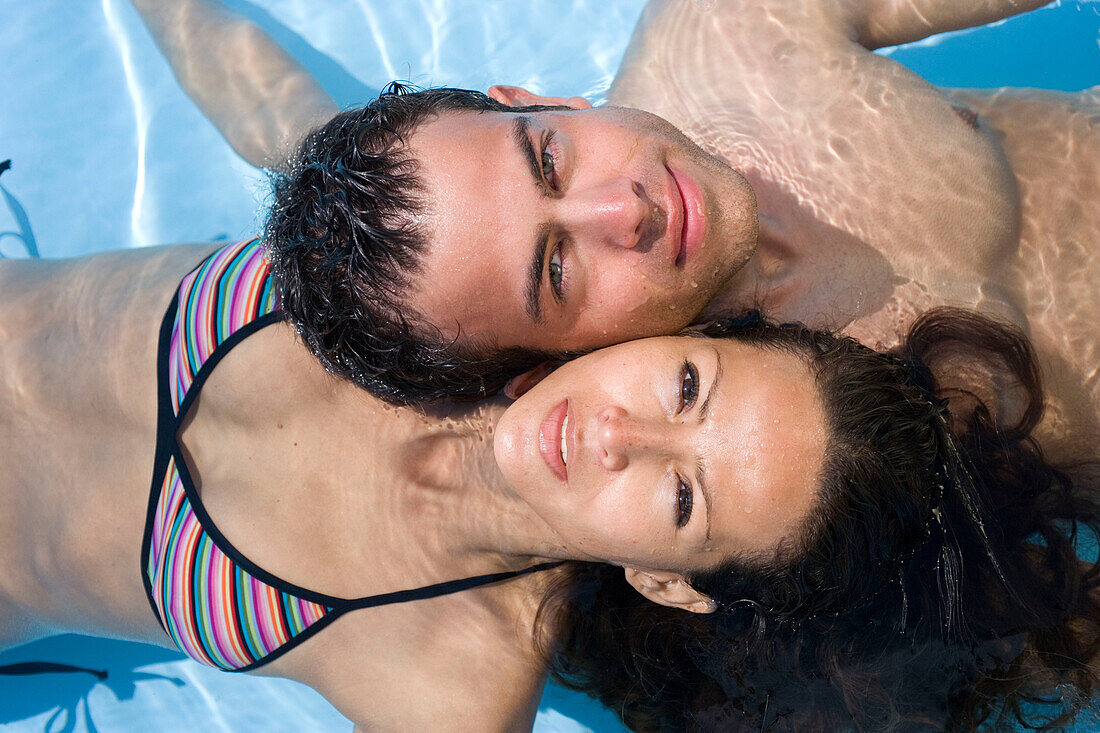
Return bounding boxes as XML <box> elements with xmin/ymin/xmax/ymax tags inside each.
<box><xmin>493</xmin><ymin>411</ymin><xmax>528</xmax><ymax>487</ymax></box>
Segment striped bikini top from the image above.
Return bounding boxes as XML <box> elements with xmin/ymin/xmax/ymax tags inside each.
<box><xmin>140</xmin><ymin>239</ymin><xmax>554</xmax><ymax>672</ymax></box>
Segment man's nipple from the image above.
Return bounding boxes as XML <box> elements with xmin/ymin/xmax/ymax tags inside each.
<box><xmin>951</xmin><ymin>105</ymin><xmax>980</xmax><ymax>131</ymax></box>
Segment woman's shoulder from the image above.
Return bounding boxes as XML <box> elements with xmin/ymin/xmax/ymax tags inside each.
<box><xmin>266</xmin><ymin>584</ymin><xmax>549</xmax><ymax>732</ymax></box>
<box><xmin>340</xmin><ymin>644</ymin><xmax>545</xmax><ymax>732</ymax></box>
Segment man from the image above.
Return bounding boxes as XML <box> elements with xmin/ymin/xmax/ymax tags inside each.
<box><xmin>131</xmin><ymin>0</ymin><xmax>1098</xmax><ymax>464</ymax></box>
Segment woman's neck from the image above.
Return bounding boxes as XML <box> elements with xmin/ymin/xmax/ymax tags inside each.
<box><xmin>388</xmin><ymin>397</ymin><xmax>571</xmax><ymax>576</ymax></box>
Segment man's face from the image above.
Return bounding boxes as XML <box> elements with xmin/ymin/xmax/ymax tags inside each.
<box><xmin>406</xmin><ymin>100</ymin><xmax>758</xmax><ymax>351</ymax></box>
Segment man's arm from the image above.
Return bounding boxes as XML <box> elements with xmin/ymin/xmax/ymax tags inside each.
<box><xmin>130</xmin><ymin>0</ymin><xmax>338</xmax><ymax>167</ymax></box>
<box><xmin>852</xmin><ymin>0</ymin><xmax>1054</xmax><ymax>49</ymax></box>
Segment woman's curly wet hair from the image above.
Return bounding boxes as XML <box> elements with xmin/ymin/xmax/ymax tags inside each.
<box><xmin>540</xmin><ymin>309</ymin><xmax>1100</xmax><ymax>732</ymax></box>
<box><xmin>264</xmin><ymin>82</ymin><xmax>569</xmax><ymax>403</ymax></box>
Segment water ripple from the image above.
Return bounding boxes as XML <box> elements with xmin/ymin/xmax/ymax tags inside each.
<box><xmin>101</xmin><ymin>0</ymin><xmax>149</xmax><ymax>247</ymax></box>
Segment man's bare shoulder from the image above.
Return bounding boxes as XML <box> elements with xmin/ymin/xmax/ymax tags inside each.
<box><xmin>608</xmin><ymin>0</ymin><xmax>859</xmax><ymax>117</ymax></box>
<box><xmin>608</xmin><ymin>0</ymin><xmax>1058</xmax><ymax>112</ymax></box>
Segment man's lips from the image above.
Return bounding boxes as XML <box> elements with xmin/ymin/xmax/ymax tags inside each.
<box><xmin>668</xmin><ymin>166</ymin><xmax>706</xmax><ymax>267</ymax></box>
<box><xmin>538</xmin><ymin>398</ymin><xmax>569</xmax><ymax>482</ymax></box>
<box><xmin>665</xmin><ymin>165</ymin><xmax>684</xmax><ymax>265</ymax></box>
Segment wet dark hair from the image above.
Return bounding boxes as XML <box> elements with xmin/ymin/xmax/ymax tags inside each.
<box><xmin>264</xmin><ymin>82</ymin><xmax>572</xmax><ymax>404</ymax></box>
<box><xmin>542</xmin><ymin>309</ymin><xmax>1100</xmax><ymax>731</ymax></box>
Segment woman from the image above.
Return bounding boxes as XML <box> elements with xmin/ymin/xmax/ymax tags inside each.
<box><xmin>1</xmin><ymin>235</ymin><xmax>1097</xmax><ymax>730</ymax></box>
<box><xmin>552</xmin><ymin>313</ymin><xmax>1100</xmax><ymax>731</ymax></box>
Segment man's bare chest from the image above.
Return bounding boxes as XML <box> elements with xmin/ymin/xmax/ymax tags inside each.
<box><xmin>615</xmin><ymin>29</ymin><xmax>1022</xmax><ymax>293</ymax></box>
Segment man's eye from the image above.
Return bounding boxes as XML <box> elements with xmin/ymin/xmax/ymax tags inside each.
<box><xmin>540</xmin><ymin>133</ymin><xmax>560</xmax><ymax>189</ymax></box>
<box><xmin>676</xmin><ymin>478</ymin><xmax>693</xmax><ymax>528</ymax></box>
<box><xmin>548</xmin><ymin>242</ymin><xmax>565</xmax><ymax>297</ymax></box>
<box><xmin>680</xmin><ymin>361</ymin><xmax>699</xmax><ymax>409</ymax></box>
<box><xmin>541</xmin><ymin>148</ymin><xmax>555</xmax><ymax>180</ymax></box>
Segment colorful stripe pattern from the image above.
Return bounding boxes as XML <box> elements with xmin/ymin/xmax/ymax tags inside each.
<box><xmin>165</xmin><ymin>238</ymin><xmax>279</xmax><ymax>412</ymax></box>
<box><xmin>145</xmin><ymin>238</ymin><xmax>335</xmax><ymax>671</ymax></box>
<box><xmin>142</xmin><ymin>238</ymin><xmax>555</xmax><ymax>672</ymax></box>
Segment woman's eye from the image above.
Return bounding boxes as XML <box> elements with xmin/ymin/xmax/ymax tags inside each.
<box><xmin>676</xmin><ymin>478</ymin><xmax>694</xmax><ymax>528</ymax></box>
<box><xmin>680</xmin><ymin>361</ymin><xmax>699</xmax><ymax>409</ymax></box>
<box><xmin>548</xmin><ymin>242</ymin><xmax>565</xmax><ymax>298</ymax></box>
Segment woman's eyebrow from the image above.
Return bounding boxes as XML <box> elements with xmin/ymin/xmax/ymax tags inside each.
<box><xmin>696</xmin><ymin>458</ymin><xmax>713</xmax><ymax>543</ymax></box>
<box><xmin>696</xmin><ymin>347</ymin><xmax>722</xmax><ymax>543</ymax></box>
<box><xmin>698</xmin><ymin>347</ymin><xmax>722</xmax><ymax>425</ymax></box>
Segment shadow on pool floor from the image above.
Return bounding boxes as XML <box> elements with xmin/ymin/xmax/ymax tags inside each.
<box><xmin>0</xmin><ymin>635</ymin><xmax>186</xmax><ymax>732</ymax></box>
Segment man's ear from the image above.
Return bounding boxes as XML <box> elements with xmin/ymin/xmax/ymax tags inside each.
<box><xmin>488</xmin><ymin>85</ymin><xmax>592</xmax><ymax>110</ymax></box>
<box><xmin>503</xmin><ymin>362</ymin><xmax>557</xmax><ymax>400</ymax></box>
<box><xmin>623</xmin><ymin>568</ymin><xmax>717</xmax><ymax>614</ymax></box>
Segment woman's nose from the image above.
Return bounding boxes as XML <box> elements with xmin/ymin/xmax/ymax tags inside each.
<box><xmin>562</xmin><ymin>178</ymin><xmax>655</xmax><ymax>250</ymax></box>
<box><xmin>596</xmin><ymin>405</ymin><xmax>668</xmax><ymax>470</ymax></box>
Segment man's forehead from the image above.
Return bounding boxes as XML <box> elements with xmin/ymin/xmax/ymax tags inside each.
<box><xmin>405</xmin><ymin>113</ymin><xmax>533</xmax><ymax>342</ymax></box>
<box><xmin>414</xmin><ymin>107</ymin><xmax>517</xmax><ymax>144</ymax></box>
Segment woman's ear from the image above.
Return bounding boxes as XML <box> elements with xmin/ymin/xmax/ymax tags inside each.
<box><xmin>623</xmin><ymin>568</ymin><xmax>717</xmax><ymax>614</ymax></box>
<box><xmin>503</xmin><ymin>362</ymin><xmax>557</xmax><ymax>400</ymax></box>
<box><xmin>487</xmin><ymin>85</ymin><xmax>592</xmax><ymax>110</ymax></box>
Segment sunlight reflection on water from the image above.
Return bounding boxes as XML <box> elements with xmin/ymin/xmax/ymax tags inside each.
<box><xmin>0</xmin><ymin>1</ymin><xmax>1095</xmax><ymax>731</ymax></box>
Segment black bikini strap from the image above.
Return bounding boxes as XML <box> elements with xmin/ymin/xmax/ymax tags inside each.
<box><xmin>341</xmin><ymin>561</ymin><xmax>563</xmax><ymax>612</ymax></box>
<box><xmin>227</xmin><ymin>561</ymin><xmax>566</xmax><ymax>673</ymax></box>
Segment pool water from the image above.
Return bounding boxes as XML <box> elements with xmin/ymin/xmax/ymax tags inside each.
<box><xmin>0</xmin><ymin>1</ymin><xmax>1097</xmax><ymax>731</ymax></box>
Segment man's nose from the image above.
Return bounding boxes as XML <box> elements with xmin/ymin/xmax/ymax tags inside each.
<box><xmin>561</xmin><ymin>178</ymin><xmax>657</xmax><ymax>250</ymax></box>
<box><xmin>596</xmin><ymin>405</ymin><xmax>671</xmax><ymax>471</ymax></box>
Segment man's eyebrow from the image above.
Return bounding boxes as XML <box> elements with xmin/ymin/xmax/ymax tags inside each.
<box><xmin>511</xmin><ymin>115</ymin><xmax>543</xmax><ymax>188</ymax></box>
<box><xmin>525</xmin><ymin>222</ymin><xmax>551</xmax><ymax>324</ymax></box>
<box><xmin>697</xmin><ymin>347</ymin><xmax>722</xmax><ymax>543</ymax></box>
<box><xmin>513</xmin><ymin>115</ymin><xmax>553</xmax><ymax>324</ymax></box>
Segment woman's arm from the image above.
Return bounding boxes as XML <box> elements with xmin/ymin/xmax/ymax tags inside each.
<box><xmin>129</xmin><ymin>0</ymin><xmax>338</xmax><ymax>167</ymax></box>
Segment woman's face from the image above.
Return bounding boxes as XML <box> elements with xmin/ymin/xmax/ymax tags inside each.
<box><xmin>494</xmin><ymin>335</ymin><xmax>827</xmax><ymax>576</ymax></box>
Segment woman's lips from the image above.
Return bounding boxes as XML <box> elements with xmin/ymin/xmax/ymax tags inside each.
<box><xmin>538</xmin><ymin>398</ymin><xmax>569</xmax><ymax>482</ymax></box>
<box><xmin>668</xmin><ymin>166</ymin><xmax>706</xmax><ymax>267</ymax></box>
